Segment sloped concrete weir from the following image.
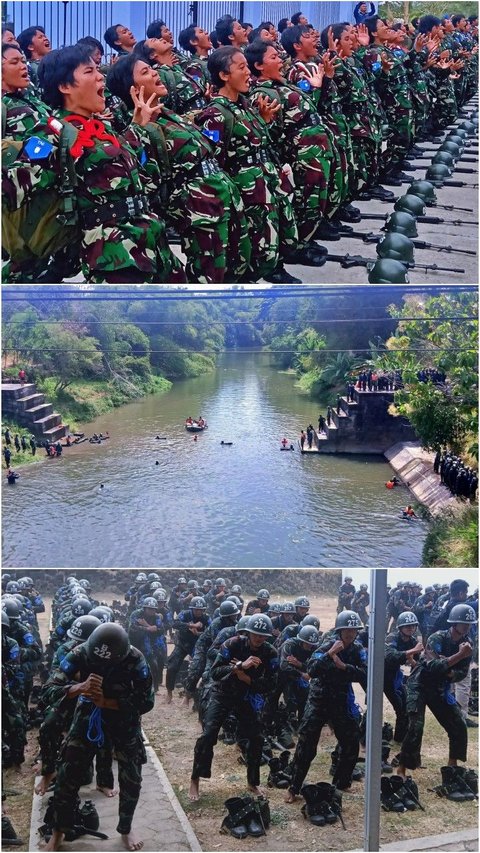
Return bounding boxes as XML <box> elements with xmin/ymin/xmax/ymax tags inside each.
<box><xmin>385</xmin><ymin>442</ymin><xmax>460</xmax><ymax>516</ymax></box>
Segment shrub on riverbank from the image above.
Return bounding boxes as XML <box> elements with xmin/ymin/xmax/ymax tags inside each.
<box><xmin>422</xmin><ymin>505</ymin><xmax>478</xmax><ymax>568</ymax></box>
<box><xmin>38</xmin><ymin>374</ymin><xmax>172</xmax><ymax>431</ymax></box>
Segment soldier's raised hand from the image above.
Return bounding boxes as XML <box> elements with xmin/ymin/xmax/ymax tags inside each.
<box><xmin>256</xmin><ymin>94</ymin><xmax>281</xmax><ymax>123</ymax></box>
<box><xmin>302</xmin><ymin>65</ymin><xmax>324</xmax><ymax>89</ymax></box>
<box><xmin>131</xmin><ymin>85</ymin><xmax>163</xmax><ymax>127</ymax></box>
<box><xmin>356</xmin><ymin>23</ymin><xmax>370</xmax><ymax>47</ymax></box>
<box><xmin>327</xmin><ymin>26</ymin><xmax>340</xmax><ymax>53</ymax></box>
<box><xmin>322</xmin><ymin>53</ymin><xmax>336</xmax><ymax>79</ymax></box>
<box><xmin>381</xmin><ymin>52</ymin><xmax>393</xmax><ymax>73</ymax></box>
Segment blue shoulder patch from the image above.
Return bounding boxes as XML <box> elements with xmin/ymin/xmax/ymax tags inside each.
<box><xmin>60</xmin><ymin>658</ymin><xmax>76</xmax><ymax>675</ymax></box>
<box><xmin>372</xmin><ymin>61</ymin><xmax>382</xmax><ymax>72</ymax></box>
<box><xmin>23</xmin><ymin>136</ymin><xmax>54</xmax><ymax>160</ymax></box>
<box><xmin>311</xmin><ymin>650</ymin><xmax>326</xmax><ymax>660</ymax></box>
<box><xmin>359</xmin><ymin>648</ymin><xmax>367</xmax><ymax>662</ymax></box>
<box><xmin>202</xmin><ymin>128</ymin><xmax>220</xmax><ymax>143</ymax></box>
<box><xmin>9</xmin><ymin>647</ymin><xmax>20</xmax><ymax>660</ymax></box>
<box><xmin>23</xmin><ymin>632</ymin><xmax>35</xmax><ymax>645</ymax></box>
<box><xmin>297</xmin><ymin>78</ymin><xmax>311</xmax><ymax>92</ymax></box>
<box><xmin>220</xmin><ymin>646</ymin><xmax>231</xmax><ymax>660</ymax></box>
<box><xmin>136</xmin><ymin>664</ymin><xmax>149</xmax><ymax>680</ymax></box>
<box><xmin>140</xmin><ymin>148</ymin><xmax>147</xmax><ymax>166</ymax></box>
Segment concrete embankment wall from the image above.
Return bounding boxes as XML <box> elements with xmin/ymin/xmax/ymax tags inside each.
<box><xmin>385</xmin><ymin>441</ymin><xmax>460</xmax><ymax>517</ymax></box>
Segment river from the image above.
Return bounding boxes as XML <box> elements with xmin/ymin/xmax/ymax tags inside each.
<box><xmin>2</xmin><ymin>353</ymin><xmax>426</xmax><ymax>568</ymax></box>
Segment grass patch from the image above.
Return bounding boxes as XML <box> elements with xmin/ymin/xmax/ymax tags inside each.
<box><xmin>2</xmin><ymin>420</ymin><xmax>44</xmax><ymax>468</ymax></box>
<box><xmin>422</xmin><ymin>504</ymin><xmax>478</xmax><ymax>567</ymax></box>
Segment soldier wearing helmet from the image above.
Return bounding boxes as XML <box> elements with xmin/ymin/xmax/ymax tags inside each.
<box><xmin>127</xmin><ymin>597</ymin><xmax>167</xmax><ymax>692</ymax></box>
<box><xmin>166</xmin><ymin>597</ymin><xmax>211</xmax><ymax>704</ymax></box>
<box><xmin>167</xmin><ymin>577</ymin><xmax>188</xmax><ymax>618</ymax></box>
<box><xmin>285</xmin><ymin>610</ymin><xmax>367</xmax><ymax>803</ymax></box>
<box><xmin>384</xmin><ymin>612</ymin><xmax>424</xmax><ymax>743</ymax></box>
<box><xmin>396</xmin><ymin>603</ymin><xmax>476</xmax><ymax>787</ymax></box>
<box><xmin>271</xmin><ymin>602</ymin><xmax>296</xmax><ymax>639</ymax></box>
<box><xmin>204</xmin><ymin>577</ymin><xmax>229</xmax><ymax>615</ymax></box>
<box><xmin>184</xmin><ymin>599</ymin><xmax>240</xmax><ymax>701</ymax></box>
<box><xmin>337</xmin><ymin>577</ymin><xmax>356</xmax><ymax>614</ymax></box>
<box><xmin>293</xmin><ymin>596</ymin><xmax>310</xmax><ymax>622</ymax></box>
<box><xmin>278</xmin><ymin>626</ymin><xmax>320</xmax><ymax>725</ymax></box>
<box><xmin>2</xmin><ymin>610</ymin><xmax>27</xmax><ymax>768</ymax></box>
<box><xmin>413</xmin><ymin>586</ymin><xmax>436</xmax><ymax>644</ymax></box>
<box><xmin>189</xmin><ymin>613</ymin><xmax>277</xmax><ymax>802</ymax></box>
<box><xmin>40</xmin><ymin>623</ymin><xmax>154</xmax><ymax>852</ymax></box>
<box><xmin>352</xmin><ymin>585</ymin><xmax>370</xmax><ymax>626</ymax></box>
<box><xmin>246</xmin><ymin>589</ymin><xmax>271</xmax><ymax>615</ymax></box>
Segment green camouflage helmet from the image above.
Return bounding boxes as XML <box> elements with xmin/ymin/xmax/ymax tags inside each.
<box><xmin>431</xmin><ymin>152</ymin><xmax>454</xmax><ymax>170</ymax></box>
<box><xmin>449</xmin><ymin>127</ymin><xmax>468</xmax><ymax>140</ymax></box>
<box><xmin>425</xmin><ymin>164</ymin><xmax>451</xmax><ymax>186</ymax></box>
<box><xmin>368</xmin><ymin>259</ymin><xmax>410</xmax><ymax>284</ymax></box>
<box><xmin>394</xmin><ymin>194</ymin><xmax>426</xmax><ymax>217</ymax></box>
<box><xmin>458</xmin><ymin>120</ymin><xmax>477</xmax><ymax>136</ymax></box>
<box><xmin>384</xmin><ymin>211</ymin><xmax>418</xmax><ymax>238</ymax></box>
<box><xmin>407</xmin><ymin>180</ymin><xmax>437</xmax><ymax>205</ymax></box>
<box><xmin>446</xmin><ymin>134</ymin><xmax>465</xmax><ymax>148</ymax></box>
<box><xmin>376</xmin><ymin>233</ymin><xmax>415</xmax><ymax>264</ymax></box>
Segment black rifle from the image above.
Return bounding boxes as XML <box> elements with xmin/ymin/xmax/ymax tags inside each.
<box><xmin>325</xmin><ymin>254</ymin><xmax>465</xmax><ymax>273</ymax></box>
<box><xmin>359</xmin><ymin>213</ymin><xmax>479</xmax><ymax>226</ymax></box>
<box><xmin>349</xmin><ymin>232</ymin><xmax>476</xmax><ymax>256</ymax></box>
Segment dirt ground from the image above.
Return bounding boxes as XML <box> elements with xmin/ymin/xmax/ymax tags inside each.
<box><xmin>3</xmin><ymin>590</ymin><xmax>478</xmax><ymax>852</ymax></box>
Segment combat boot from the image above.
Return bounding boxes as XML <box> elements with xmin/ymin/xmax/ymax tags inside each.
<box><xmin>452</xmin><ymin>767</ymin><xmax>476</xmax><ymax>800</ymax></box>
<box><xmin>300</xmin><ymin>783</ymin><xmax>326</xmax><ymax>825</ymax></box>
<box><xmin>436</xmin><ymin>766</ymin><xmax>471</xmax><ymax>801</ymax></box>
<box><xmin>380</xmin><ymin>776</ymin><xmax>407</xmax><ymax>812</ymax></box>
<box><xmin>382</xmin><ymin>744</ymin><xmax>393</xmax><ymax>774</ymax></box>
<box><xmin>315</xmin><ymin>782</ymin><xmax>341</xmax><ymax>824</ymax></box>
<box><xmin>242</xmin><ymin>795</ymin><xmax>266</xmax><ymax>837</ymax></box>
<box><xmin>399</xmin><ymin>776</ymin><xmax>421</xmax><ymax>810</ymax></box>
<box><xmin>220</xmin><ymin>797</ymin><xmax>249</xmax><ymax>838</ymax></box>
<box><xmin>1</xmin><ymin>815</ymin><xmax>23</xmax><ymax>846</ymax></box>
<box><xmin>382</xmin><ymin>722</ymin><xmax>394</xmax><ymax>743</ymax></box>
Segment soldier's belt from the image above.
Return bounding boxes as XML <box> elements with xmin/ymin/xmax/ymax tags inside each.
<box><xmin>174</xmin><ymin>158</ymin><xmax>222</xmax><ymax>188</ymax></box>
<box><xmin>231</xmin><ymin>150</ymin><xmax>270</xmax><ymax>169</ymax></box>
<box><xmin>80</xmin><ymin>195</ymin><xmax>151</xmax><ymax>229</ymax></box>
<box><xmin>299</xmin><ymin>112</ymin><xmax>325</xmax><ymax>129</ymax></box>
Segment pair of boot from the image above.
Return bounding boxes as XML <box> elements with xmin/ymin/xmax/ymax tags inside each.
<box><xmin>221</xmin><ymin>794</ymin><xmax>270</xmax><ymax>839</ymax></box>
<box><xmin>267</xmin><ymin>750</ymin><xmax>292</xmax><ymax>789</ymax></box>
<box><xmin>300</xmin><ymin>782</ymin><xmax>343</xmax><ymax>826</ymax></box>
<box><xmin>434</xmin><ymin>766</ymin><xmax>477</xmax><ymax>802</ymax></box>
<box><xmin>2</xmin><ymin>815</ymin><xmax>23</xmax><ymax>847</ymax></box>
<box><xmin>329</xmin><ymin>748</ymin><xmax>364</xmax><ymax>783</ymax></box>
<box><xmin>380</xmin><ymin>776</ymin><xmax>422</xmax><ymax>812</ymax></box>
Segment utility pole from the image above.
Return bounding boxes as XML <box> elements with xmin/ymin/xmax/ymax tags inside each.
<box><xmin>403</xmin><ymin>1</ymin><xmax>410</xmax><ymax>23</ymax></box>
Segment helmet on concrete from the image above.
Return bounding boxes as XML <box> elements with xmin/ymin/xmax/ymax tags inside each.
<box><xmin>425</xmin><ymin>163</ymin><xmax>451</xmax><ymax>185</ymax></box>
<box><xmin>384</xmin><ymin>211</ymin><xmax>418</xmax><ymax>238</ymax></box>
<box><xmin>394</xmin><ymin>194</ymin><xmax>426</xmax><ymax>216</ymax></box>
<box><xmin>294</xmin><ymin>596</ymin><xmax>310</xmax><ymax>608</ymax></box>
<box><xmin>300</xmin><ymin>615</ymin><xmax>320</xmax><ymax>630</ymax></box>
<box><xmin>439</xmin><ymin>140</ymin><xmax>461</xmax><ymax>158</ymax></box>
<box><xmin>459</xmin><ymin>120</ymin><xmax>477</xmax><ymax>136</ymax></box>
<box><xmin>431</xmin><ymin>151</ymin><xmax>454</xmax><ymax>171</ymax></box>
<box><xmin>297</xmin><ymin>625</ymin><xmax>321</xmax><ymax>646</ymax></box>
<box><xmin>335</xmin><ymin>610</ymin><xmax>363</xmax><ymax>631</ymax></box>
<box><xmin>67</xmin><ymin>615</ymin><xmax>102</xmax><ymax>641</ymax></box>
<box><xmin>397</xmin><ymin>611</ymin><xmax>419</xmax><ymax>628</ymax></box>
<box><xmin>446</xmin><ymin>133</ymin><xmax>466</xmax><ymax>148</ymax></box>
<box><xmin>245</xmin><ymin>613</ymin><xmax>273</xmax><ymax>636</ymax></box>
<box><xmin>219</xmin><ymin>600</ymin><xmax>240</xmax><ymax>617</ymax></box>
<box><xmin>71</xmin><ymin>598</ymin><xmax>93</xmax><ymax>617</ymax></box>
<box><xmin>190</xmin><ymin>596</ymin><xmax>207</xmax><ymax>610</ymax></box>
<box><xmin>406</xmin><ymin>180</ymin><xmax>437</xmax><ymax>206</ymax></box>
<box><xmin>280</xmin><ymin>602</ymin><xmax>296</xmax><ymax>614</ymax></box>
<box><xmin>89</xmin><ymin>606</ymin><xmax>115</xmax><ymax>623</ymax></box>
<box><xmin>376</xmin><ymin>233</ymin><xmax>415</xmax><ymax>264</ymax></box>
<box><xmin>368</xmin><ymin>259</ymin><xmax>410</xmax><ymax>284</ymax></box>
<box><xmin>86</xmin><ymin>623</ymin><xmax>130</xmax><ymax>663</ymax></box>
<box><xmin>447</xmin><ymin>604</ymin><xmax>477</xmax><ymax>625</ymax></box>
<box><xmin>257</xmin><ymin>589</ymin><xmax>270</xmax><ymax>600</ymax></box>
<box><xmin>449</xmin><ymin>127</ymin><xmax>468</xmax><ymax>140</ymax></box>
<box><xmin>142</xmin><ymin>597</ymin><xmax>158</xmax><ymax>609</ymax></box>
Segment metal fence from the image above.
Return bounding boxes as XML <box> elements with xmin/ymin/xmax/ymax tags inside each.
<box><xmin>4</xmin><ymin>2</ymin><xmax>355</xmax><ymax>48</ymax></box>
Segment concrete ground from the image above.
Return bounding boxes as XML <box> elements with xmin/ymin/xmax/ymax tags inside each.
<box><xmin>60</xmin><ymin>101</ymin><xmax>478</xmax><ymax>289</ymax></box>
<box><xmin>29</xmin><ymin>735</ymin><xmax>201</xmax><ymax>852</ymax></box>
<box><xmin>379</xmin><ymin>827</ymin><xmax>478</xmax><ymax>852</ymax></box>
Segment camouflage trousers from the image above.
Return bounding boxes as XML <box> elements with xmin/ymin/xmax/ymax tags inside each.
<box><xmin>381</xmin><ymin>107</ymin><xmax>413</xmax><ymax>175</ymax></box>
<box><xmin>2</xmin><ymin>687</ymin><xmax>26</xmax><ymax>766</ymax></box>
<box><xmin>431</xmin><ymin>81</ymin><xmax>458</xmax><ymax>132</ymax></box>
<box><xmin>52</xmin><ymin>730</ymin><xmax>146</xmax><ymax>835</ymax></box>
<box><xmin>350</xmin><ymin>131</ymin><xmax>381</xmax><ymax>192</ymax></box>
<box><xmin>399</xmin><ymin>687</ymin><xmax>467</xmax><ymax>770</ymax></box>
<box><xmin>324</xmin><ymin>115</ymin><xmax>351</xmax><ymax>212</ymax></box>
<box><xmin>84</xmin><ymin>213</ymin><xmax>185</xmax><ymax>284</ymax></box>
<box><xmin>38</xmin><ymin>704</ymin><xmax>113</xmax><ymax>783</ymax></box>
<box><xmin>166</xmin><ymin>172</ymin><xmax>250</xmax><ymax>283</ymax></box>
<box><xmin>291</xmin><ymin>126</ymin><xmax>334</xmax><ymax>241</ymax></box>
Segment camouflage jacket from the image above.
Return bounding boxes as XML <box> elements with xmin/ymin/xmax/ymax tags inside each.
<box><xmin>182</xmin><ymin>54</ymin><xmax>211</xmax><ymax>87</ymax></box>
<box><xmin>156</xmin><ymin>62</ymin><xmax>208</xmax><ymax>115</ymax></box>
<box><xmin>2</xmin><ymin>90</ymin><xmax>50</xmax><ymax>138</ymax></box>
<box><xmin>357</xmin><ymin>45</ymin><xmax>412</xmax><ymax>110</ymax></box>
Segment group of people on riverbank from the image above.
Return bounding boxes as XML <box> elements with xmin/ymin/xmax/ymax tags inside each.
<box><xmin>2</xmin><ymin>571</ymin><xmax>477</xmax><ymax>847</ymax></box>
<box><xmin>2</xmin><ymin>4</ymin><xmax>477</xmax><ymax>283</ymax></box>
<box><xmin>434</xmin><ymin>450</ymin><xmax>478</xmax><ymax>500</ymax></box>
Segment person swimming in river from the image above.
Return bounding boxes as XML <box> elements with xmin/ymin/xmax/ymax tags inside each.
<box><xmin>6</xmin><ymin>468</ymin><xmax>19</xmax><ymax>484</ymax></box>
<box><xmin>402</xmin><ymin>505</ymin><xmax>418</xmax><ymax>519</ymax></box>
<box><xmin>386</xmin><ymin>476</ymin><xmax>400</xmax><ymax>489</ymax></box>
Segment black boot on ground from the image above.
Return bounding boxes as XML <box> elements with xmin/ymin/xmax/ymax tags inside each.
<box><xmin>380</xmin><ymin>776</ymin><xmax>407</xmax><ymax>812</ymax></box>
<box><xmin>436</xmin><ymin>766</ymin><xmax>472</xmax><ymax>801</ymax></box>
<box><xmin>263</xmin><ymin>264</ymin><xmax>302</xmax><ymax>285</ymax></box>
<box><xmin>221</xmin><ymin>797</ymin><xmax>250</xmax><ymax>838</ymax></box>
<box><xmin>286</xmin><ymin>245</ymin><xmax>327</xmax><ymax>267</ymax></box>
<box><xmin>399</xmin><ymin>776</ymin><xmax>421</xmax><ymax>810</ymax></box>
<box><xmin>452</xmin><ymin>766</ymin><xmax>477</xmax><ymax>800</ymax></box>
<box><xmin>315</xmin><ymin>219</ymin><xmax>342</xmax><ymax>240</ymax></box>
<box><xmin>300</xmin><ymin>784</ymin><xmax>327</xmax><ymax>825</ymax></box>
<box><xmin>1</xmin><ymin>815</ymin><xmax>23</xmax><ymax>847</ymax></box>
<box><xmin>382</xmin><ymin>744</ymin><xmax>393</xmax><ymax>774</ymax></box>
<box><xmin>243</xmin><ymin>795</ymin><xmax>267</xmax><ymax>837</ymax></box>
<box><xmin>337</xmin><ymin>203</ymin><xmax>362</xmax><ymax>223</ymax></box>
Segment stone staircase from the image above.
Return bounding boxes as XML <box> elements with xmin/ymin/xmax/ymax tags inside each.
<box><xmin>306</xmin><ymin>388</ymin><xmax>416</xmax><ymax>455</ymax></box>
<box><xmin>2</xmin><ymin>382</ymin><xmax>68</xmax><ymax>443</ymax></box>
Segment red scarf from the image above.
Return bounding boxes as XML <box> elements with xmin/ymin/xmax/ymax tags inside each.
<box><xmin>63</xmin><ymin>114</ymin><xmax>120</xmax><ymax>157</ymax></box>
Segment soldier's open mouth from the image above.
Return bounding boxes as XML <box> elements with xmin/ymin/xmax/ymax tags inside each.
<box><xmin>97</xmin><ymin>86</ymin><xmax>105</xmax><ymax>98</ymax></box>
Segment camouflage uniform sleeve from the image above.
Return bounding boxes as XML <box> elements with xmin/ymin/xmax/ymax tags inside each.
<box><xmin>2</xmin><ymin>123</ymin><xmax>59</xmax><ymax>210</ymax></box>
<box><xmin>194</xmin><ymin>106</ymin><xmax>227</xmax><ymax>166</ymax></box>
<box><xmin>115</xmin><ymin>653</ymin><xmax>154</xmax><ymax>717</ymax></box>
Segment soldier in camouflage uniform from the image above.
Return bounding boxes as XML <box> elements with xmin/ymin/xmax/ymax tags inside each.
<box><xmin>42</xmin><ymin>623</ymin><xmax>154</xmax><ymax>853</ymax></box>
<box><xmin>361</xmin><ymin>16</ymin><xmax>413</xmax><ymax>184</ymax></box>
<box><xmin>396</xmin><ymin>604</ymin><xmax>475</xmax><ymax>780</ymax></box>
<box><xmin>107</xmin><ymin>53</ymin><xmax>250</xmax><ymax>283</ymax></box>
<box><xmin>2</xmin><ymin>611</ymin><xmax>27</xmax><ymax>768</ymax></box>
<box><xmin>2</xmin><ymin>44</ymin><xmax>184</xmax><ymax>284</ymax></box>
<box><xmin>246</xmin><ymin>39</ymin><xmax>334</xmax><ymax>246</ymax></box>
<box><xmin>134</xmin><ymin>39</ymin><xmax>208</xmax><ymax>119</ymax></box>
<box><xmin>17</xmin><ymin>25</ymin><xmax>51</xmax><ymax>91</ymax></box>
<box><xmin>197</xmin><ymin>46</ymin><xmax>311</xmax><ymax>284</ymax></box>
<box><xmin>178</xmin><ymin>25</ymin><xmax>212</xmax><ymax>87</ymax></box>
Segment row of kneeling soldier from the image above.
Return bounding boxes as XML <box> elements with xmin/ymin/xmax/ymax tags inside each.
<box><xmin>2</xmin><ymin>10</ymin><xmax>478</xmax><ymax>283</ymax></box>
<box><xmin>1</xmin><ymin>574</ymin><xmax>477</xmax><ymax>846</ymax></box>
